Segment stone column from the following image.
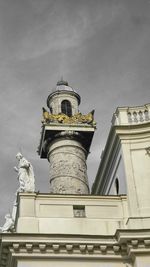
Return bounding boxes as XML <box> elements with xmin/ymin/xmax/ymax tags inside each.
<box><xmin>47</xmin><ymin>131</ymin><xmax>89</xmax><ymax>194</ymax></box>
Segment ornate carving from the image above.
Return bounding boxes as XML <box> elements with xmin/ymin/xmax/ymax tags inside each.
<box><xmin>50</xmin><ymin>177</ymin><xmax>89</xmax><ymax>194</ymax></box>
<box><xmin>13</xmin><ymin>244</ymin><xmax>19</xmax><ymax>251</ymax></box>
<box><xmin>52</xmin><ymin>244</ymin><xmax>60</xmax><ymax>251</ymax></box>
<box><xmin>79</xmin><ymin>245</ymin><xmax>86</xmax><ymax>252</ymax></box>
<box><xmin>87</xmin><ymin>245</ymin><xmax>94</xmax><ymax>252</ymax></box>
<box><xmin>113</xmin><ymin>245</ymin><xmax>120</xmax><ymax>252</ymax></box>
<box><xmin>39</xmin><ymin>244</ymin><xmax>46</xmax><ymax>251</ymax></box>
<box><xmin>48</xmin><ymin>135</ymin><xmax>89</xmax><ymax>194</ymax></box>
<box><xmin>100</xmin><ymin>245</ymin><xmax>107</xmax><ymax>252</ymax></box>
<box><xmin>26</xmin><ymin>244</ymin><xmax>33</xmax><ymax>252</ymax></box>
<box><xmin>49</xmin><ymin>158</ymin><xmax>87</xmax><ymax>182</ymax></box>
<box><xmin>42</xmin><ymin>107</ymin><xmax>96</xmax><ymax>126</ymax></box>
<box><xmin>66</xmin><ymin>244</ymin><xmax>73</xmax><ymax>251</ymax></box>
<box><xmin>131</xmin><ymin>240</ymin><xmax>138</xmax><ymax>246</ymax></box>
<box><xmin>144</xmin><ymin>240</ymin><xmax>150</xmax><ymax>246</ymax></box>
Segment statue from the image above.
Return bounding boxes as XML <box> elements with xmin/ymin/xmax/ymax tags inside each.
<box><xmin>14</xmin><ymin>152</ymin><xmax>35</xmax><ymax>193</ymax></box>
<box><xmin>0</xmin><ymin>214</ymin><xmax>14</xmax><ymax>233</ymax></box>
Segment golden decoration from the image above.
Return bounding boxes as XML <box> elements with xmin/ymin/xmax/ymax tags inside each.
<box><xmin>42</xmin><ymin>108</ymin><xmax>96</xmax><ymax>126</ymax></box>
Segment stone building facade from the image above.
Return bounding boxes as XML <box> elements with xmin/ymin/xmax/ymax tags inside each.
<box><xmin>0</xmin><ymin>81</ymin><xmax>150</xmax><ymax>267</ymax></box>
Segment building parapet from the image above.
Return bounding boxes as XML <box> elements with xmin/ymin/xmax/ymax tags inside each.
<box><xmin>16</xmin><ymin>193</ymin><xmax>128</xmax><ymax>236</ymax></box>
<box><xmin>112</xmin><ymin>103</ymin><xmax>150</xmax><ymax>126</ymax></box>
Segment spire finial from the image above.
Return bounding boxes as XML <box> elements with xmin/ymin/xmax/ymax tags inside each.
<box><xmin>57</xmin><ymin>77</ymin><xmax>68</xmax><ymax>86</ymax></box>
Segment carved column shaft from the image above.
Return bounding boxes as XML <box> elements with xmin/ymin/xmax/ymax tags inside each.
<box><xmin>47</xmin><ymin>136</ymin><xmax>89</xmax><ymax>194</ymax></box>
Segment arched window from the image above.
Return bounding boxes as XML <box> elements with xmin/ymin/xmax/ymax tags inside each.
<box><xmin>61</xmin><ymin>100</ymin><xmax>72</xmax><ymax>117</ymax></box>
<box><xmin>115</xmin><ymin>178</ymin><xmax>119</xmax><ymax>195</ymax></box>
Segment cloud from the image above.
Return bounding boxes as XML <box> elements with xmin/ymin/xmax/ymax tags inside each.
<box><xmin>0</xmin><ymin>0</ymin><xmax>128</xmax><ymax>61</ymax></box>
<box><xmin>29</xmin><ymin>0</ymin><xmax>55</xmax><ymax>14</ymax></box>
<box><xmin>15</xmin><ymin>10</ymin><xmax>93</xmax><ymax>59</ymax></box>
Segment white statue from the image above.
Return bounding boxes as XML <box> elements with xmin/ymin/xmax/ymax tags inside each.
<box><xmin>0</xmin><ymin>214</ymin><xmax>14</xmax><ymax>233</ymax></box>
<box><xmin>14</xmin><ymin>152</ymin><xmax>35</xmax><ymax>193</ymax></box>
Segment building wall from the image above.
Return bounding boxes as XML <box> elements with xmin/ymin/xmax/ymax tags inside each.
<box><xmin>1</xmin><ymin>104</ymin><xmax>150</xmax><ymax>267</ymax></box>
<box><xmin>92</xmin><ymin>103</ymin><xmax>150</xmax><ymax>198</ymax></box>
<box><xmin>16</xmin><ymin>193</ymin><xmax>128</xmax><ymax>235</ymax></box>
<box><xmin>121</xmin><ymin>133</ymin><xmax>150</xmax><ymax>225</ymax></box>
<box><xmin>106</xmin><ymin>150</ymin><xmax>127</xmax><ymax>195</ymax></box>
<box><xmin>17</xmin><ymin>259</ymin><xmax>130</xmax><ymax>267</ymax></box>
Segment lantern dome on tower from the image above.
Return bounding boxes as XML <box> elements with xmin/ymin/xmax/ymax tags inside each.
<box><xmin>47</xmin><ymin>79</ymin><xmax>81</xmax><ymax>109</ymax></box>
<box><xmin>52</xmin><ymin>79</ymin><xmax>77</xmax><ymax>93</ymax></box>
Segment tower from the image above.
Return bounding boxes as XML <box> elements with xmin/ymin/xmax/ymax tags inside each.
<box><xmin>38</xmin><ymin>80</ymin><xmax>96</xmax><ymax>194</ymax></box>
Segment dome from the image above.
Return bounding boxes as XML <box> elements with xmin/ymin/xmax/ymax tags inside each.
<box><xmin>52</xmin><ymin>79</ymin><xmax>77</xmax><ymax>93</ymax></box>
<box><xmin>47</xmin><ymin>79</ymin><xmax>81</xmax><ymax>108</ymax></box>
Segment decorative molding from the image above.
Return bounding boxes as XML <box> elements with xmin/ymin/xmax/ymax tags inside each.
<box><xmin>144</xmin><ymin>239</ymin><xmax>150</xmax><ymax>246</ymax></box>
<box><xmin>1</xmin><ymin>231</ymin><xmax>150</xmax><ymax>266</ymax></box>
<box><xmin>42</xmin><ymin>108</ymin><xmax>96</xmax><ymax>126</ymax></box>
<box><xmin>52</xmin><ymin>244</ymin><xmax>59</xmax><ymax>251</ymax></box>
<box><xmin>39</xmin><ymin>243</ymin><xmax>46</xmax><ymax>251</ymax></box>
<box><xmin>0</xmin><ymin>238</ymin><xmax>149</xmax><ymax>264</ymax></box>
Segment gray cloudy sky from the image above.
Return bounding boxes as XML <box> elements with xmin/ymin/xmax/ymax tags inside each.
<box><xmin>0</xmin><ymin>0</ymin><xmax>150</xmax><ymax>223</ymax></box>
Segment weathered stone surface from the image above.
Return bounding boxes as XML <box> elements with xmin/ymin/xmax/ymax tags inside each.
<box><xmin>48</xmin><ymin>138</ymin><xmax>89</xmax><ymax>194</ymax></box>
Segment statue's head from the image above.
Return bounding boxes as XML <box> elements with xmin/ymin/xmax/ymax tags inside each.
<box><xmin>16</xmin><ymin>152</ymin><xmax>23</xmax><ymax>160</ymax></box>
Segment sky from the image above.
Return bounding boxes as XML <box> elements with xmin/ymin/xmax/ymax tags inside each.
<box><xmin>0</xmin><ymin>0</ymin><xmax>150</xmax><ymax>224</ymax></box>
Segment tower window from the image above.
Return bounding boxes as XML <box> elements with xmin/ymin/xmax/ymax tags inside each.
<box><xmin>61</xmin><ymin>100</ymin><xmax>72</xmax><ymax>117</ymax></box>
<box><xmin>115</xmin><ymin>178</ymin><xmax>119</xmax><ymax>195</ymax></box>
<box><xmin>50</xmin><ymin>106</ymin><xmax>53</xmax><ymax>114</ymax></box>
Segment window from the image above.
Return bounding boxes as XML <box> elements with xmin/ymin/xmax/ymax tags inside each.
<box><xmin>115</xmin><ymin>178</ymin><xmax>119</xmax><ymax>195</ymax></box>
<box><xmin>50</xmin><ymin>106</ymin><xmax>53</xmax><ymax>114</ymax></box>
<box><xmin>73</xmin><ymin>205</ymin><xmax>85</xmax><ymax>217</ymax></box>
<box><xmin>61</xmin><ymin>100</ymin><xmax>72</xmax><ymax>117</ymax></box>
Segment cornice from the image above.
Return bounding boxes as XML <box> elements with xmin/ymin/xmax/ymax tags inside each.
<box><xmin>47</xmin><ymin>90</ymin><xmax>81</xmax><ymax>106</ymax></box>
<box><xmin>114</xmin><ymin>122</ymin><xmax>150</xmax><ymax>140</ymax></box>
<box><xmin>17</xmin><ymin>192</ymin><xmax>127</xmax><ymax>203</ymax></box>
<box><xmin>1</xmin><ymin>230</ymin><xmax>150</xmax><ymax>266</ymax></box>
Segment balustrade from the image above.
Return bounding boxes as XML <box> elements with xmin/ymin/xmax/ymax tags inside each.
<box><xmin>127</xmin><ymin>109</ymin><xmax>150</xmax><ymax>124</ymax></box>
